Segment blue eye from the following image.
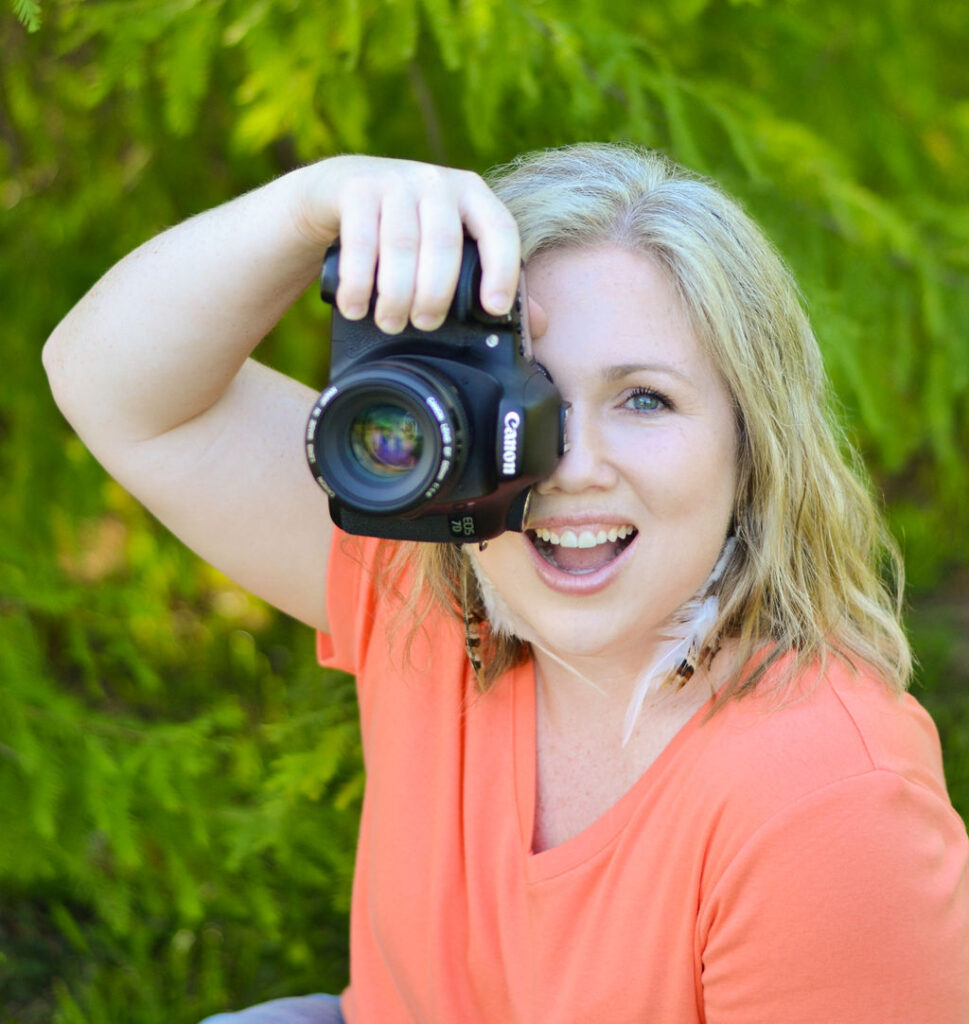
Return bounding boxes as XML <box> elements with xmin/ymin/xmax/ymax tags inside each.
<box><xmin>624</xmin><ymin>388</ymin><xmax>668</xmax><ymax>412</ymax></box>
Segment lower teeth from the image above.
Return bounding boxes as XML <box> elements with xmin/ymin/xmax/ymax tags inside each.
<box><xmin>531</xmin><ymin>531</ymin><xmax>636</xmax><ymax>573</ymax></box>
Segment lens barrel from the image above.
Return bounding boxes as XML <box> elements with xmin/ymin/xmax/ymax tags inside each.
<box><xmin>306</xmin><ymin>361</ymin><xmax>468</xmax><ymax>516</ymax></box>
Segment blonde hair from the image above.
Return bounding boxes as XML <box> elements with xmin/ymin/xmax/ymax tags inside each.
<box><xmin>400</xmin><ymin>143</ymin><xmax>911</xmax><ymax>703</ymax></box>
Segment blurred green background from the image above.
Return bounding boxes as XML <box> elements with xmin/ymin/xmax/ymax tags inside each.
<box><xmin>2</xmin><ymin>0</ymin><xmax>968</xmax><ymax>1021</ymax></box>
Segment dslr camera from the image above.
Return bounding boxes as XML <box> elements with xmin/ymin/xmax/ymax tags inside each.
<box><xmin>306</xmin><ymin>239</ymin><xmax>565</xmax><ymax>543</ymax></box>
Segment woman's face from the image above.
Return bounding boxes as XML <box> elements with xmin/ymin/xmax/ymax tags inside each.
<box><xmin>473</xmin><ymin>244</ymin><xmax>739</xmax><ymax>676</ymax></box>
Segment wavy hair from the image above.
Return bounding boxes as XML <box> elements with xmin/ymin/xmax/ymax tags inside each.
<box><xmin>396</xmin><ymin>142</ymin><xmax>911</xmax><ymax>703</ymax></box>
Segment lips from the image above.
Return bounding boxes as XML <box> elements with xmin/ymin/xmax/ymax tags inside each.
<box><xmin>524</xmin><ymin>521</ymin><xmax>639</xmax><ymax>593</ymax></box>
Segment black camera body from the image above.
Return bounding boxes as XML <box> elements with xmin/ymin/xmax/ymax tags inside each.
<box><xmin>305</xmin><ymin>240</ymin><xmax>565</xmax><ymax>543</ymax></box>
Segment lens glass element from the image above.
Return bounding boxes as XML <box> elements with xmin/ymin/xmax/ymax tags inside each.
<box><xmin>349</xmin><ymin>404</ymin><xmax>423</xmax><ymax>477</ymax></box>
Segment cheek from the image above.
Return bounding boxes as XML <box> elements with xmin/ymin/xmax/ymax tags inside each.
<box><xmin>713</xmin><ymin>425</ymin><xmax>741</xmax><ymax>522</ymax></box>
<box><xmin>642</xmin><ymin>424</ymin><xmax>738</xmax><ymax>530</ymax></box>
<box><xmin>700</xmin><ymin>432</ymin><xmax>739</xmax><ymax>517</ymax></box>
<box><xmin>473</xmin><ymin>532</ymin><xmax>518</xmax><ymax>581</ymax></box>
<box><xmin>469</xmin><ymin>539</ymin><xmax>536</xmax><ymax>640</ymax></box>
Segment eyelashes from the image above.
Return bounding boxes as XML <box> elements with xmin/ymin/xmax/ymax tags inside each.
<box><xmin>622</xmin><ymin>387</ymin><xmax>674</xmax><ymax>413</ymax></box>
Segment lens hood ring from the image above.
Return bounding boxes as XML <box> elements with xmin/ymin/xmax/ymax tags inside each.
<box><xmin>307</xmin><ymin>361</ymin><xmax>468</xmax><ymax>516</ymax></box>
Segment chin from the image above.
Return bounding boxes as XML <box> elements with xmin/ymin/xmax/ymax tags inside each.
<box><xmin>469</xmin><ymin>550</ymin><xmax>536</xmax><ymax>642</ymax></box>
<box><xmin>470</xmin><ymin>554</ymin><xmax>624</xmax><ymax>661</ymax></box>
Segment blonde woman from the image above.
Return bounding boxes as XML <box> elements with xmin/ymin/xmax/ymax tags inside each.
<box><xmin>44</xmin><ymin>145</ymin><xmax>969</xmax><ymax>1023</ymax></box>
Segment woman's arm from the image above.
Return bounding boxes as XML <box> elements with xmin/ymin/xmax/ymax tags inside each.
<box><xmin>42</xmin><ymin>156</ymin><xmax>520</xmax><ymax>631</ymax></box>
<box><xmin>700</xmin><ymin>770</ymin><xmax>969</xmax><ymax>1022</ymax></box>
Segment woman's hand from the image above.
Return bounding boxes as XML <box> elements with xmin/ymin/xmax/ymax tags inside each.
<box><xmin>42</xmin><ymin>153</ymin><xmax>518</xmax><ymax>634</ymax></box>
<box><xmin>293</xmin><ymin>156</ymin><xmax>521</xmax><ymax>335</ymax></box>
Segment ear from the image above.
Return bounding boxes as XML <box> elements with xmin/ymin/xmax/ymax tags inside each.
<box><xmin>526</xmin><ymin>294</ymin><xmax>549</xmax><ymax>340</ymax></box>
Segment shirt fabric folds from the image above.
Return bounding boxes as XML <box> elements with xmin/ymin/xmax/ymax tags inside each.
<box><xmin>318</xmin><ymin>530</ymin><xmax>969</xmax><ymax>1024</ymax></box>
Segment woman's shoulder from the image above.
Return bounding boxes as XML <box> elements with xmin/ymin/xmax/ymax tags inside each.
<box><xmin>680</xmin><ymin>658</ymin><xmax>966</xmax><ymax>915</ymax></box>
<box><xmin>692</xmin><ymin>662</ymin><xmax>969</xmax><ymax>1020</ymax></box>
<box><xmin>818</xmin><ymin>659</ymin><xmax>946</xmax><ymax>786</ymax></box>
<box><xmin>693</xmin><ymin>656</ymin><xmax>950</xmax><ymax>820</ymax></box>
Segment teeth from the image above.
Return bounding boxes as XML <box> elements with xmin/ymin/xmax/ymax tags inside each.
<box><xmin>533</xmin><ymin>525</ymin><xmax>635</xmax><ymax>546</ymax></box>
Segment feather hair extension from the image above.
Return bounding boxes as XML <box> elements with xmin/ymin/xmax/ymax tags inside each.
<box><xmin>461</xmin><ymin>557</ymin><xmax>486</xmax><ymax>688</ymax></box>
<box><xmin>621</xmin><ymin>536</ymin><xmax>736</xmax><ymax>745</ymax></box>
<box><xmin>467</xmin><ymin>548</ymin><xmax>605</xmax><ymax>693</ymax></box>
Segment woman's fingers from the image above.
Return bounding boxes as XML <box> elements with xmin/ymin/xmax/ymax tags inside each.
<box><xmin>311</xmin><ymin>157</ymin><xmax>520</xmax><ymax>333</ymax></box>
<box><xmin>458</xmin><ymin>172</ymin><xmax>522</xmax><ymax>316</ymax></box>
<box><xmin>410</xmin><ymin>195</ymin><xmax>465</xmax><ymax>331</ymax></box>
<box><xmin>331</xmin><ymin>181</ymin><xmax>380</xmax><ymax>321</ymax></box>
<box><xmin>373</xmin><ymin>184</ymin><xmax>421</xmax><ymax>333</ymax></box>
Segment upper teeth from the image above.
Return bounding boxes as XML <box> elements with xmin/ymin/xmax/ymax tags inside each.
<box><xmin>533</xmin><ymin>526</ymin><xmax>635</xmax><ymax>548</ymax></box>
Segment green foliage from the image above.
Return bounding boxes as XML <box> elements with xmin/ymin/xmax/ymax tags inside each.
<box><xmin>1</xmin><ymin>0</ymin><xmax>967</xmax><ymax>1020</ymax></box>
<box><xmin>9</xmin><ymin>0</ymin><xmax>40</xmax><ymax>33</ymax></box>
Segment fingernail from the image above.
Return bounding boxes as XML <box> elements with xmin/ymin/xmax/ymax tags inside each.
<box><xmin>342</xmin><ymin>303</ymin><xmax>367</xmax><ymax>320</ymax></box>
<box><xmin>378</xmin><ymin>316</ymin><xmax>405</xmax><ymax>334</ymax></box>
<box><xmin>486</xmin><ymin>291</ymin><xmax>512</xmax><ymax>314</ymax></box>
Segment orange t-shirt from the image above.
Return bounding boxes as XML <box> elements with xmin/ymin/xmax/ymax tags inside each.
<box><xmin>318</xmin><ymin>532</ymin><xmax>969</xmax><ymax>1023</ymax></box>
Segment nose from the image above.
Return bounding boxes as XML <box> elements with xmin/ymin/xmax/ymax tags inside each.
<box><xmin>535</xmin><ymin>403</ymin><xmax>618</xmax><ymax>495</ymax></box>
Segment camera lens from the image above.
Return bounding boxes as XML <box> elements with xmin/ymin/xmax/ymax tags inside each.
<box><xmin>350</xmin><ymin>404</ymin><xmax>424</xmax><ymax>477</ymax></box>
<box><xmin>307</xmin><ymin>361</ymin><xmax>468</xmax><ymax>516</ymax></box>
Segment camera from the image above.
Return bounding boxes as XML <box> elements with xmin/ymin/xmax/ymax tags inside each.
<box><xmin>305</xmin><ymin>239</ymin><xmax>566</xmax><ymax>543</ymax></box>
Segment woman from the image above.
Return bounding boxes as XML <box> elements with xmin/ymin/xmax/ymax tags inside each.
<box><xmin>43</xmin><ymin>144</ymin><xmax>969</xmax><ymax>1022</ymax></box>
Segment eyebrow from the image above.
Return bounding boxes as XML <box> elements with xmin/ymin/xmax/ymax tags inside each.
<box><xmin>600</xmin><ymin>362</ymin><xmax>693</xmax><ymax>385</ymax></box>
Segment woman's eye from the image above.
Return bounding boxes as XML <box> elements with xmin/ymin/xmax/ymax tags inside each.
<box><xmin>624</xmin><ymin>389</ymin><xmax>667</xmax><ymax>413</ymax></box>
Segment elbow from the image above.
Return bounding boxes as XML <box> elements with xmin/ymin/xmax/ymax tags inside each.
<box><xmin>42</xmin><ymin>323</ymin><xmax>87</xmax><ymax>432</ymax></box>
<box><xmin>41</xmin><ymin>330</ymin><xmax>59</xmax><ymax>387</ymax></box>
<box><xmin>41</xmin><ymin>327</ymin><xmax>69</xmax><ymax>414</ymax></box>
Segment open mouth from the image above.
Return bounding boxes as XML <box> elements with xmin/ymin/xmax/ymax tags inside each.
<box><xmin>527</xmin><ymin>525</ymin><xmax>638</xmax><ymax>575</ymax></box>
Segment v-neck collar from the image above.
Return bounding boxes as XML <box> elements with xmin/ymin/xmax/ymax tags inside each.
<box><xmin>512</xmin><ymin>659</ymin><xmax>717</xmax><ymax>883</ymax></box>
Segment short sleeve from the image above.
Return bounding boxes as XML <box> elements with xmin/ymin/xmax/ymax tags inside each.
<box><xmin>316</xmin><ymin>529</ymin><xmax>388</xmax><ymax>677</ymax></box>
<box><xmin>699</xmin><ymin>769</ymin><xmax>969</xmax><ymax>1023</ymax></box>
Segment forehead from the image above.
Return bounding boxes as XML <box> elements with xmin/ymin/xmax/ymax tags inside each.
<box><xmin>524</xmin><ymin>244</ymin><xmax>715</xmax><ymax>377</ymax></box>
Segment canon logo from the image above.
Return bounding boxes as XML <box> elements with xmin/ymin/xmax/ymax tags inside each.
<box><xmin>501</xmin><ymin>411</ymin><xmax>521</xmax><ymax>476</ymax></box>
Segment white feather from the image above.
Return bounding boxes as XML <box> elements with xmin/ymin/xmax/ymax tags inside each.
<box><xmin>621</xmin><ymin>537</ymin><xmax>736</xmax><ymax>745</ymax></box>
<box><xmin>467</xmin><ymin>535</ymin><xmax>737</xmax><ymax>746</ymax></box>
<box><xmin>468</xmin><ymin>547</ymin><xmax>605</xmax><ymax>692</ymax></box>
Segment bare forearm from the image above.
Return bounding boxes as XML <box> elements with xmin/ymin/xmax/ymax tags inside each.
<box><xmin>42</xmin><ymin>165</ymin><xmax>328</xmax><ymax>449</ymax></box>
<box><xmin>42</xmin><ymin>155</ymin><xmax>521</xmax><ymax>461</ymax></box>
<box><xmin>40</xmin><ymin>153</ymin><xmax>522</xmax><ymax>631</ymax></box>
